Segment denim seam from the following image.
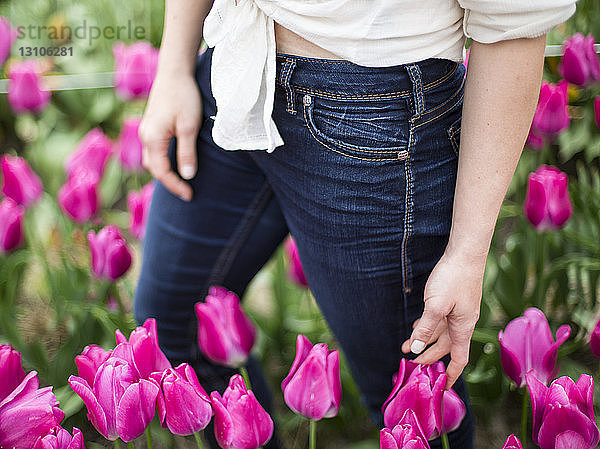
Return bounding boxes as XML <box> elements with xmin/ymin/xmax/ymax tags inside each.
<box><xmin>414</xmin><ymin>91</ymin><xmax>465</xmax><ymax>130</ymax></box>
<box><xmin>289</xmin><ymin>64</ymin><xmax>458</xmax><ymax>101</ymax></box>
<box><xmin>448</xmin><ymin>124</ymin><xmax>461</xmax><ymax>157</ymax></box>
<box><xmin>414</xmin><ymin>76</ymin><xmax>466</xmax><ymax>126</ymax></box>
<box><xmin>203</xmin><ymin>181</ymin><xmax>273</xmax><ymax>290</ymax></box>
<box><xmin>302</xmin><ymin>101</ymin><xmax>405</xmax><ymax>161</ymax></box>
<box><xmin>406</xmin><ymin>65</ymin><xmax>425</xmax><ymax>117</ymax></box>
<box><xmin>281</xmin><ymin>58</ymin><xmax>297</xmax><ymax>114</ymax></box>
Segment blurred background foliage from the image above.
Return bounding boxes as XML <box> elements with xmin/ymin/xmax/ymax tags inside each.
<box><xmin>0</xmin><ymin>0</ymin><xmax>599</xmax><ymax>448</ymax></box>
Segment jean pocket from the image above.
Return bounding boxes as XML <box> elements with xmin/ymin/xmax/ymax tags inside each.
<box><xmin>447</xmin><ymin>116</ymin><xmax>461</xmax><ymax>157</ymax></box>
<box><xmin>301</xmin><ymin>94</ymin><xmax>410</xmax><ymax>161</ymax></box>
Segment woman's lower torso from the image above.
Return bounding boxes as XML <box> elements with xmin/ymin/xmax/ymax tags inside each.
<box><xmin>274</xmin><ymin>22</ymin><xmax>344</xmax><ymax>59</ymax></box>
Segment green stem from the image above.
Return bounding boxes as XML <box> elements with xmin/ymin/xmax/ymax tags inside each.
<box><xmin>441</xmin><ymin>433</ymin><xmax>450</xmax><ymax>449</ymax></box>
<box><xmin>521</xmin><ymin>387</ymin><xmax>529</xmax><ymax>449</ymax></box>
<box><xmin>145</xmin><ymin>426</ymin><xmax>152</xmax><ymax>449</ymax></box>
<box><xmin>128</xmin><ymin>442</ymin><xmax>135</xmax><ymax>449</ymax></box>
<box><xmin>193</xmin><ymin>432</ymin><xmax>206</xmax><ymax>449</ymax></box>
<box><xmin>535</xmin><ymin>232</ymin><xmax>547</xmax><ymax>307</ymax></box>
<box><xmin>309</xmin><ymin>420</ymin><xmax>317</xmax><ymax>449</ymax></box>
<box><xmin>239</xmin><ymin>366</ymin><xmax>252</xmax><ymax>390</ymax></box>
<box><xmin>114</xmin><ymin>440</ymin><xmax>121</xmax><ymax>449</ymax></box>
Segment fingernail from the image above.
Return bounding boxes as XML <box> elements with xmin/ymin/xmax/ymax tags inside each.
<box><xmin>180</xmin><ymin>165</ymin><xmax>195</xmax><ymax>180</ymax></box>
<box><xmin>411</xmin><ymin>340</ymin><xmax>426</xmax><ymax>354</ymax></box>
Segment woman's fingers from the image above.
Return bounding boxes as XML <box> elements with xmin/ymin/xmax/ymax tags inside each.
<box><xmin>413</xmin><ymin>332</ymin><xmax>451</xmax><ymax>365</ymax></box>
<box><xmin>142</xmin><ymin>138</ymin><xmax>193</xmax><ymax>201</ymax></box>
<box><xmin>401</xmin><ymin>318</ymin><xmax>447</xmax><ymax>353</ymax></box>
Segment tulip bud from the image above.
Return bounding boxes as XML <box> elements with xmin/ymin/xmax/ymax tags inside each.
<box><xmin>195</xmin><ymin>286</ymin><xmax>256</xmax><ymax>368</ymax></box>
<box><xmin>65</xmin><ymin>129</ymin><xmax>112</xmax><ymax>182</ymax></box>
<box><xmin>382</xmin><ymin>359</ymin><xmax>466</xmax><ymax>440</ymax></box>
<box><xmin>57</xmin><ymin>168</ymin><xmax>100</xmax><ymax>223</ymax></box>
<box><xmin>589</xmin><ymin>317</ymin><xmax>600</xmax><ymax>359</ymax></box>
<box><xmin>116</xmin><ymin>118</ymin><xmax>143</xmax><ymax>171</ymax></box>
<box><xmin>68</xmin><ymin>357</ymin><xmax>159</xmax><ymax>442</ymax></box>
<box><xmin>559</xmin><ymin>33</ymin><xmax>600</xmax><ymax>86</ymax></box>
<box><xmin>283</xmin><ymin>237</ymin><xmax>308</xmax><ymax>287</ymax></box>
<box><xmin>113</xmin><ymin>41</ymin><xmax>158</xmax><ymax>100</ymax></box>
<box><xmin>88</xmin><ymin>225</ymin><xmax>132</xmax><ymax>281</ymax></box>
<box><xmin>33</xmin><ymin>426</ymin><xmax>85</xmax><ymax>449</ymax></box>
<box><xmin>150</xmin><ymin>363</ymin><xmax>213</xmax><ymax>435</ymax></box>
<box><xmin>0</xmin><ymin>197</ymin><xmax>24</xmax><ymax>253</ymax></box>
<box><xmin>531</xmin><ymin>81</ymin><xmax>570</xmax><ymax>140</ymax></box>
<box><xmin>127</xmin><ymin>182</ymin><xmax>154</xmax><ymax>240</ymax></box>
<box><xmin>498</xmin><ymin>307</ymin><xmax>571</xmax><ymax>387</ymax></box>
<box><xmin>1</xmin><ymin>154</ymin><xmax>43</xmax><ymax>207</ymax></box>
<box><xmin>0</xmin><ymin>17</ymin><xmax>17</xmax><ymax>67</ymax></box>
<box><xmin>7</xmin><ymin>60</ymin><xmax>51</xmax><ymax>113</ymax></box>
<box><xmin>501</xmin><ymin>435</ymin><xmax>523</xmax><ymax>449</ymax></box>
<box><xmin>75</xmin><ymin>344</ymin><xmax>111</xmax><ymax>388</ymax></box>
<box><xmin>526</xmin><ymin>373</ymin><xmax>599</xmax><ymax>449</ymax></box>
<box><xmin>594</xmin><ymin>96</ymin><xmax>600</xmax><ymax>131</ymax></box>
<box><xmin>0</xmin><ymin>344</ymin><xmax>26</xmax><ymax>403</ymax></box>
<box><xmin>523</xmin><ymin>165</ymin><xmax>572</xmax><ymax>231</ymax></box>
<box><xmin>114</xmin><ymin>318</ymin><xmax>171</xmax><ymax>379</ymax></box>
<box><xmin>0</xmin><ymin>371</ymin><xmax>65</xmax><ymax>449</ymax></box>
<box><xmin>210</xmin><ymin>374</ymin><xmax>273</xmax><ymax>449</ymax></box>
<box><xmin>380</xmin><ymin>410</ymin><xmax>430</xmax><ymax>449</ymax></box>
<box><xmin>281</xmin><ymin>334</ymin><xmax>341</xmax><ymax>421</ymax></box>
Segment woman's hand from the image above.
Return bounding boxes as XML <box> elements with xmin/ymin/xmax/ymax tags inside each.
<box><xmin>401</xmin><ymin>250</ymin><xmax>486</xmax><ymax>390</ymax></box>
<box><xmin>139</xmin><ymin>72</ymin><xmax>202</xmax><ymax>201</ymax></box>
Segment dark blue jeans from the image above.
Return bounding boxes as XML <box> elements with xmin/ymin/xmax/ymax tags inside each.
<box><xmin>134</xmin><ymin>47</ymin><xmax>474</xmax><ymax>449</ymax></box>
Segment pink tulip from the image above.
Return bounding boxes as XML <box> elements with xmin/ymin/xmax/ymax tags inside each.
<box><xmin>0</xmin><ymin>371</ymin><xmax>65</xmax><ymax>449</ymax></box>
<box><xmin>499</xmin><ymin>307</ymin><xmax>570</xmax><ymax>387</ymax></box>
<box><xmin>114</xmin><ymin>318</ymin><xmax>171</xmax><ymax>379</ymax></box>
<box><xmin>589</xmin><ymin>317</ymin><xmax>600</xmax><ymax>359</ymax></box>
<box><xmin>149</xmin><ymin>363</ymin><xmax>213</xmax><ymax>436</ymax></box>
<box><xmin>0</xmin><ymin>197</ymin><xmax>24</xmax><ymax>253</ymax></box>
<box><xmin>210</xmin><ymin>374</ymin><xmax>273</xmax><ymax>449</ymax></box>
<box><xmin>33</xmin><ymin>426</ymin><xmax>85</xmax><ymax>449</ymax></box>
<box><xmin>7</xmin><ymin>60</ymin><xmax>51</xmax><ymax>113</ymax></box>
<box><xmin>559</xmin><ymin>33</ymin><xmax>600</xmax><ymax>86</ymax></box>
<box><xmin>382</xmin><ymin>359</ymin><xmax>466</xmax><ymax>440</ymax></box>
<box><xmin>523</xmin><ymin>165</ymin><xmax>572</xmax><ymax>231</ymax></box>
<box><xmin>380</xmin><ymin>409</ymin><xmax>430</xmax><ymax>449</ymax></box>
<box><xmin>284</xmin><ymin>237</ymin><xmax>308</xmax><ymax>287</ymax></box>
<box><xmin>195</xmin><ymin>286</ymin><xmax>256</xmax><ymax>368</ymax></box>
<box><xmin>113</xmin><ymin>41</ymin><xmax>158</xmax><ymax>100</ymax></box>
<box><xmin>65</xmin><ymin>129</ymin><xmax>112</xmax><ymax>182</ymax></box>
<box><xmin>57</xmin><ymin>168</ymin><xmax>100</xmax><ymax>223</ymax></box>
<box><xmin>1</xmin><ymin>154</ymin><xmax>43</xmax><ymax>207</ymax></box>
<box><xmin>594</xmin><ymin>96</ymin><xmax>600</xmax><ymax>131</ymax></box>
<box><xmin>527</xmin><ymin>373</ymin><xmax>599</xmax><ymax>449</ymax></box>
<box><xmin>0</xmin><ymin>17</ymin><xmax>17</xmax><ymax>67</ymax></box>
<box><xmin>525</xmin><ymin>126</ymin><xmax>545</xmax><ymax>150</ymax></box>
<box><xmin>116</xmin><ymin>118</ymin><xmax>143</xmax><ymax>171</ymax></box>
<box><xmin>531</xmin><ymin>81</ymin><xmax>570</xmax><ymax>140</ymax></box>
<box><xmin>281</xmin><ymin>334</ymin><xmax>341</xmax><ymax>420</ymax></box>
<box><xmin>501</xmin><ymin>435</ymin><xmax>523</xmax><ymax>449</ymax></box>
<box><xmin>127</xmin><ymin>182</ymin><xmax>154</xmax><ymax>240</ymax></box>
<box><xmin>88</xmin><ymin>225</ymin><xmax>132</xmax><ymax>281</ymax></box>
<box><xmin>0</xmin><ymin>344</ymin><xmax>26</xmax><ymax>403</ymax></box>
<box><xmin>75</xmin><ymin>345</ymin><xmax>111</xmax><ymax>388</ymax></box>
<box><xmin>68</xmin><ymin>356</ymin><xmax>159</xmax><ymax>442</ymax></box>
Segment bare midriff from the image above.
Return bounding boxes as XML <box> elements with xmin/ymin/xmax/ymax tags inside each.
<box><xmin>274</xmin><ymin>22</ymin><xmax>343</xmax><ymax>59</ymax></box>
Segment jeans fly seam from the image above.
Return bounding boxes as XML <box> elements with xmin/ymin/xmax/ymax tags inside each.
<box><xmin>204</xmin><ymin>181</ymin><xmax>273</xmax><ymax>290</ymax></box>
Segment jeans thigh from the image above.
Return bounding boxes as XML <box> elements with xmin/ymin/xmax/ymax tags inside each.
<box><xmin>250</xmin><ymin>63</ymin><xmax>473</xmax><ymax>447</ymax></box>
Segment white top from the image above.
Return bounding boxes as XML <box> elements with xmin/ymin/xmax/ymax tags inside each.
<box><xmin>202</xmin><ymin>0</ymin><xmax>577</xmax><ymax>153</ymax></box>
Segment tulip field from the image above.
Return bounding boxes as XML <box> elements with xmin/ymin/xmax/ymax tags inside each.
<box><xmin>1</xmin><ymin>0</ymin><xmax>600</xmax><ymax>448</ymax></box>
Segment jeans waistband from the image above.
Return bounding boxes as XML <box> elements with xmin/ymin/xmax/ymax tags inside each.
<box><xmin>275</xmin><ymin>52</ymin><xmax>460</xmax><ymax>100</ymax></box>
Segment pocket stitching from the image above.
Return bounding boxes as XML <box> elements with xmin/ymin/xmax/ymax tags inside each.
<box><xmin>447</xmin><ymin>119</ymin><xmax>461</xmax><ymax>157</ymax></box>
<box><xmin>302</xmin><ymin>101</ymin><xmax>408</xmax><ymax>160</ymax></box>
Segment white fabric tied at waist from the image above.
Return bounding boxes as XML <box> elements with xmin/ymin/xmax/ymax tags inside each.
<box><xmin>203</xmin><ymin>0</ymin><xmax>283</xmax><ymax>152</ymax></box>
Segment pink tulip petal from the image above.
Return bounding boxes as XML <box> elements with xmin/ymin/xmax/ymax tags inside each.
<box><xmin>502</xmin><ymin>434</ymin><xmax>523</xmax><ymax>449</ymax></box>
<box><xmin>211</xmin><ymin>391</ymin><xmax>234</xmax><ymax>449</ymax></box>
<box><xmin>441</xmin><ymin>388</ymin><xmax>466</xmax><ymax>434</ymax></box>
<box><xmin>281</xmin><ymin>334</ymin><xmax>312</xmax><ymax>391</ymax></box>
<box><xmin>324</xmin><ymin>350</ymin><xmax>341</xmax><ymax>418</ymax></box>
<box><xmin>380</xmin><ymin>428</ymin><xmax>399</xmax><ymax>449</ymax></box>
<box><xmin>526</xmin><ymin>371</ymin><xmax>547</xmax><ymax>444</ymax></box>
<box><xmin>68</xmin><ymin>375</ymin><xmax>111</xmax><ymax>440</ymax></box>
<box><xmin>555</xmin><ymin>430</ymin><xmax>593</xmax><ymax>449</ymax></box>
<box><xmin>196</xmin><ymin>302</ymin><xmax>231</xmax><ymax>365</ymax></box>
<box><xmin>543</xmin><ymin>324</ymin><xmax>571</xmax><ymax>381</ymax></box>
<box><xmin>524</xmin><ymin>177</ymin><xmax>547</xmax><ymax>228</ymax></box>
<box><xmin>227</xmin><ymin>294</ymin><xmax>256</xmax><ymax>356</ymax></box>
<box><xmin>383</xmin><ymin>381</ymin><xmax>435</xmax><ymax>438</ymax></box>
<box><xmin>116</xmin><ymin>379</ymin><xmax>159</xmax><ymax>442</ymax></box>
<box><xmin>537</xmin><ymin>405</ymin><xmax>598</xmax><ymax>449</ymax></box>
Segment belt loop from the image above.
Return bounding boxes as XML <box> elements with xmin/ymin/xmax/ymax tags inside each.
<box><xmin>406</xmin><ymin>64</ymin><xmax>425</xmax><ymax>116</ymax></box>
<box><xmin>280</xmin><ymin>57</ymin><xmax>297</xmax><ymax>115</ymax></box>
